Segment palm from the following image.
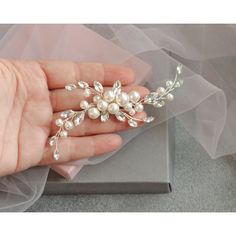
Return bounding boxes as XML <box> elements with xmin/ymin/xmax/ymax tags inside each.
<box><xmin>0</xmin><ymin>60</ymin><xmax>52</xmax><ymax>176</ymax></box>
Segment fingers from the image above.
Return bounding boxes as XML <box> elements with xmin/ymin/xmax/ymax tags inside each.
<box><xmin>51</xmin><ymin>111</ymin><xmax>146</xmax><ymax>137</ymax></box>
<box><xmin>39</xmin><ymin>61</ymin><xmax>135</xmax><ymax>89</ymax></box>
<box><xmin>40</xmin><ymin>134</ymin><xmax>122</xmax><ymax>165</ymax></box>
<box><xmin>50</xmin><ymin>85</ymin><xmax>149</xmax><ymax>112</ymax></box>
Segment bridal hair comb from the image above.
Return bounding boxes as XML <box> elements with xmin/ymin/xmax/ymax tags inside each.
<box><xmin>50</xmin><ymin>64</ymin><xmax>184</xmax><ymax>160</ymax></box>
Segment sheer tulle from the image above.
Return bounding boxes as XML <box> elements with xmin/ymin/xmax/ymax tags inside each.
<box><xmin>0</xmin><ymin>24</ymin><xmax>235</xmax><ymax>211</ymax></box>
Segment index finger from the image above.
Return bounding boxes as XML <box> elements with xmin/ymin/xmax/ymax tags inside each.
<box><xmin>39</xmin><ymin>61</ymin><xmax>135</xmax><ymax>89</ymax></box>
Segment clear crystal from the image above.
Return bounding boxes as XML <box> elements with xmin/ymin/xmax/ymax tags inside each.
<box><xmin>84</xmin><ymin>88</ymin><xmax>91</xmax><ymax>97</ymax></box>
<box><xmin>153</xmin><ymin>101</ymin><xmax>165</xmax><ymax>108</ymax></box>
<box><xmin>93</xmin><ymin>81</ymin><xmax>104</xmax><ymax>93</ymax></box>
<box><xmin>144</xmin><ymin>92</ymin><xmax>158</xmax><ymax>104</ymax></box>
<box><xmin>64</xmin><ymin>120</ymin><xmax>74</xmax><ymax>130</ymax></box>
<box><xmin>53</xmin><ymin>150</ymin><xmax>60</xmax><ymax>161</ymax></box>
<box><xmin>128</xmin><ymin>119</ymin><xmax>138</xmax><ymax>127</ymax></box>
<box><xmin>112</xmin><ymin>80</ymin><xmax>121</xmax><ymax>95</ymax></box>
<box><xmin>60</xmin><ymin>130</ymin><xmax>68</xmax><ymax>138</ymax></box>
<box><xmin>166</xmin><ymin>80</ymin><xmax>173</xmax><ymax>87</ymax></box>
<box><xmin>174</xmin><ymin>81</ymin><xmax>181</xmax><ymax>88</ymax></box>
<box><xmin>115</xmin><ymin>112</ymin><xmax>126</xmax><ymax>122</ymax></box>
<box><xmin>177</xmin><ymin>64</ymin><xmax>183</xmax><ymax>75</ymax></box>
<box><xmin>143</xmin><ymin>116</ymin><xmax>155</xmax><ymax>123</ymax></box>
<box><xmin>49</xmin><ymin>136</ymin><xmax>57</xmax><ymax>146</ymax></box>
<box><xmin>55</xmin><ymin>118</ymin><xmax>64</xmax><ymax>127</ymax></box>
<box><xmin>65</xmin><ymin>84</ymin><xmax>77</xmax><ymax>91</ymax></box>
<box><xmin>101</xmin><ymin>112</ymin><xmax>109</xmax><ymax>122</ymax></box>
<box><xmin>78</xmin><ymin>81</ymin><xmax>89</xmax><ymax>89</ymax></box>
<box><xmin>60</xmin><ymin>110</ymin><xmax>74</xmax><ymax>118</ymax></box>
<box><xmin>74</xmin><ymin>112</ymin><xmax>85</xmax><ymax>126</ymax></box>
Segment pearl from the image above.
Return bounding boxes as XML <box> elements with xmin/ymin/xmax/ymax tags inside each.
<box><xmin>84</xmin><ymin>88</ymin><xmax>91</xmax><ymax>97</ymax></box>
<box><xmin>55</xmin><ymin>118</ymin><xmax>63</xmax><ymax>127</ymax></box>
<box><xmin>116</xmin><ymin>92</ymin><xmax>129</xmax><ymax>107</ymax></box>
<box><xmin>166</xmin><ymin>93</ymin><xmax>174</xmax><ymax>101</ymax></box>
<box><xmin>93</xmin><ymin>95</ymin><xmax>102</xmax><ymax>104</ymax></box>
<box><xmin>80</xmin><ymin>100</ymin><xmax>89</xmax><ymax>110</ymax></box>
<box><xmin>129</xmin><ymin>91</ymin><xmax>141</xmax><ymax>103</ymax></box>
<box><xmin>88</xmin><ymin>107</ymin><xmax>100</xmax><ymax>119</ymax></box>
<box><xmin>104</xmin><ymin>90</ymin><xmax>115</xmax><ymax>102</ymax></box>
<box><xmin>108</xmin><ymin>103</ymin><xmax>120</xmax><ymax>114</ymax></box>
<box><xmin>97</xmin><ymin>100</ymin><xmax>108</xmax><ymax>112</ymax></box>
<box><xmin>60</xmin><ymin>130</ymin><xmax>68</xmax><ymax>138</ymax></box>
<box><xmin>134</xmin><ymin>103</ymin><xmax>144</xmax><ymax>112</ymax></box>
<box><xmin>156</xmin><ymin>87</ymin><xmax>165</xmax><ymax>95</ymax></box>
<box><xmin>65</xmin><ymin>121</ymin><xmax>74</xmax><ymax>130</ymax></box>
<box><xmin>129</xmin><ymin>109</ymin><xmax>136</xmax><ymax>116</ymax></box>
<box><xmin>124</xmin><ymin>102</ymin><xmax>133</xmax><ymax>112</ymax></box>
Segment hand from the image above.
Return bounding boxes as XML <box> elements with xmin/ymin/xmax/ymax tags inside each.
<box><xmin>0</xmin><ymin>59</ymin><xmax>148</xmax><ymax>177</ymax></box>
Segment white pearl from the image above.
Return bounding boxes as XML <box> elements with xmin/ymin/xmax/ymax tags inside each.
<box><xmin>156</xmin><ymin>87</ymin><xmax>165</xmax><ymax>95</ymax></box>
<box><xmin>116</xmin><ymin>92</ymin><xmax>129</xmax><ymax>107</ymax></box>
<box><xmin>104</xmin><ymin>90</ymin><xmax>115</xmax><ymax>102</ymax></box>
<box><xmin>166</xmin><ymin>93</ymin><xmax>174</xmax><ymax>101</ymax></box>
<box><xmin>55</xmin><ymin>118</ymin><xmax>63</xmax><ymax>127</ymax></box>
<box><xmin>60</xmin><ymin>130</ymin><xmax>68</xmax><ymax>138</ymax></box>
<box><xmin>80</xmin><ymin>100</ymin><xmax>89</xmax><ymax>110</ymax></box>
<box><xmin>129</xmin><ymin>91</ymin><xmax>141</xmax><ymax>103</ymax></box>
<box><xmin>88</xmin><ymin>107</ymin><xmax>100</xmax><ymax>119</ymax></box>
<box><xmin>108</xmin><ymin>103</ymin><xmax>120</xmax><ymax>114</ymax></box>
<box><xmin>134</xmin><ymin>103</ymin><xmax>144</xmax><ymax>112</ymax></box>
<box><xmin>97</xmin><ymin>100</ymin><xmax>108</xmax><ymax>112</ymax></box>
<box><xmin>93</xmin><ymin>95</ymin><xmax>102</xmax><ymax>104</ymax></box>
<box><xmin>129</xmin><ymin>109</ymin><xmax>136</xmax><ymax>116</ymax></box>
<box><xmin>124</xmin><ymin>102</ymin><xmax>133</xmax><ymax>112</ymax></box>
<box><xmin>84</xmin><ymin>88</ymin><xmax>91</xmax><ymax>97</ymax></box>
<box><xmin>65</xmin><ymin>121</ymin><xmax>74</xmax><ymax>130</ymax></box>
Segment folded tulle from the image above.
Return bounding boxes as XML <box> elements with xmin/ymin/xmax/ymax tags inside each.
<box><xmin>0</xmin><ymin>24</ymin><xmax>235</xmax><ymax>211</ymax></box>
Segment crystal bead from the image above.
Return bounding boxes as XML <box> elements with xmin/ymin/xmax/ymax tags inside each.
<box><xmin>65</xmin><ymin>84</ymin><xmax>77</xmax><ymax>91</ymax></box>
<box><xmin>100</xmin><ymin>112</ymin><xmax>109</xmax><ymax>122</ymax></box>
<box><xmin>53</xmin><ymin>150</ymin><xmax>60</xmax><ymax>161</ymax></box>
<box><xmin>64</xmin><ymin>120</ymin><xmax>74</xmax><ymax>130</ymax></box>
<box><xmin>74</xmin><ymin>112</ymin><xmax>85</xmax><ymax>126</ymax></box>
<box><xmin>143</xmin><ymin>116</ymin><xmax>155</xmax><ymax>123</ymax></box>
<box><xmin>128</xmin><ymin>119</ymin><xmax>138</xmax><ymax>127</ymax></box>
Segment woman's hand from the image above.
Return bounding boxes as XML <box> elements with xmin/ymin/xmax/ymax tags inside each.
<box><xmin>0</xmin><ymin>60</ymin><xmax>148</xmax><ymax>177</ymax></box>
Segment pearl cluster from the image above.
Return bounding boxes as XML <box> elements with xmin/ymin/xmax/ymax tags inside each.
<box><xmin>78</xmin><ymin>89</ymin><xmax>143</xmax><ymax>120</ymax></box>
<box><xmin>50</xmin><ymin>64</ymin><xmax>183</xmax><ymax>161</ymax></box>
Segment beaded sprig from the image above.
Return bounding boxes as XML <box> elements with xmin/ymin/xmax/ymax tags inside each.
<box><xmin>50</xmin><ymin>64</ymin><xmax>183</xmax><ymax>160</ymax></box>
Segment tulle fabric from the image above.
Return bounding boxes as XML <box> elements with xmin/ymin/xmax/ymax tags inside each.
<box><xmin>0</xmin><ymin>24</ymin><xmax>235</xmax><ymax>211</ymax></box>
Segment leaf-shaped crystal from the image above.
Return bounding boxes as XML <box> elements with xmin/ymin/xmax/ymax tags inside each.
<box><xmin>153</xmin><ymin>101</ymin><xmax>165</xmax><ymax>108</ymax></box>
<box><xmin>128</xmin><ymin>119</ymin><xmax>138</xmax><ymax>127</ymax></box>
<box><xmin>74</xmin><ymin>112</ymin><xmax>85</xmax><ymax>126</ymax></box>
<box><xmin>101</xmin><ymin>112</ymin><xmax>109</xmax><ymax>122</ymax></box>
<box><xmin>78</xmin><ymin>81</ymin><xmax>89</xmax><ymax>89</ymax></box>
<box><xmin>53</xmin><ymin>150</ymin><xmax>60</xmax><ymax>161</ymax></box>
<box><xmin>143</xmin><ymin>116</ymin><xmax>155</xmax><ymax>123</ymax></box>
<box><xmin>112</xmin><ymin>80</ymin><xmax>121</xmax><ymax>95</ymax></box>
<box><xmin>49</xmin><ymin>136</ymin><xmax>57</xmax><ymax>146</ymax></box>
<box><xmin>60</xmin><ymin>109</ymin><xmax>74</xmax><ymax>118</ymax></box>
<box><xmin>65</xmin><ymin>84</ymin><xmax>77</xmax><ymax>91</ymax></box>
<box><xmin>115</xmin><ymin>112</ymin><xmax>126</xmax><ymax>122</ymax></box>
<box><xmin>144</xmin><ymin>92</ymin><xmax>158</xmax><ymax>104</ymax></box>
<box><xmin>177</xmin><ymin>64</ymin><xmax>183</xmax><ymax>75</ymax></box>
<box><xmin>94</xmin><ymin>81</ymin><xmax>103</xmax><ymax>93</ymax></box>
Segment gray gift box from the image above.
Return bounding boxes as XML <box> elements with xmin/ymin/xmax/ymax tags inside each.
<box><xmin>44</xmin><ymin>118</ymin><xmax>175</xmax><ymax>194</ymax></box>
